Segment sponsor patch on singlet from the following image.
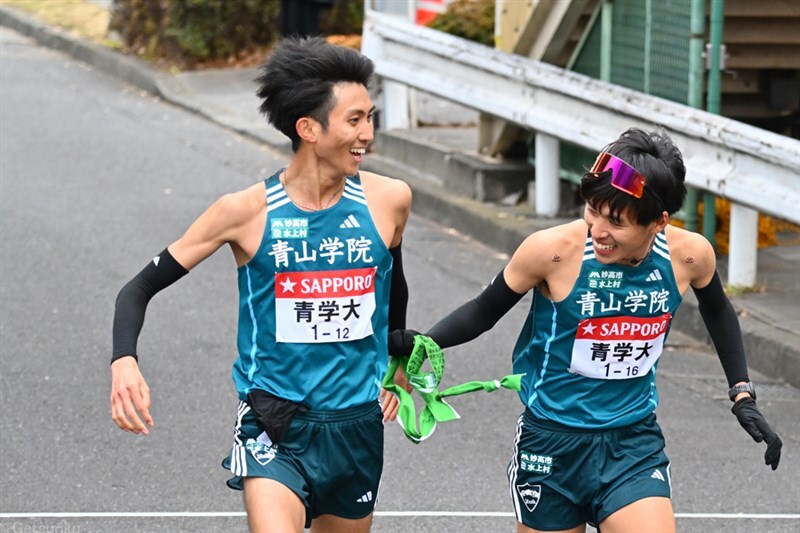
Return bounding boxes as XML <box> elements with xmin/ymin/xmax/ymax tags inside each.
<box><xmin>569</xmin><ymin>313</ymin><xmax>672</xmax><ymax>379</ymax></box>
<box><xmin>274</xmin><ymin>267</ymin><xmax>376</xmax><ymax>343</ymax></box>
<box><xmin>270</xmin><ymin>217</ymin><xmax>309</xmax><ymax>240</ymax></box>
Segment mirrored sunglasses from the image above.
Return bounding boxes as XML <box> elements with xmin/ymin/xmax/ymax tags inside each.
<box><xmin>590</xmin><ymin>152</ymin><xmax>647</xmax><ymax>199</ymax></box>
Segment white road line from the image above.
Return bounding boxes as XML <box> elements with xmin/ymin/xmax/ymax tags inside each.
<box><xmin>1</xmin><ymin>512</ymin><xmax>799</xmax><ymax>519</ymax></box>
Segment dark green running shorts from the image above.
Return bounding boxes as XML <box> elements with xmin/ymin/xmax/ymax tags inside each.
<box><xmin>508</xmin><ymin>409</ymin><xmax>672</xmax><ymax>530</ymax></box>
<box><xmin>222</xmin><ymin>400</ymin><xmax>384</xmax><ymax>527</ymax></box>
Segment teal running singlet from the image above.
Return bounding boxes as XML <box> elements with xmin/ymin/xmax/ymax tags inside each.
<box><xmin>232</xmin><ymin>171</ymin><xmax>392</xmax><ymax>410</ymax></box>
<box><xmin>512</xmin><ymin>230</ymin><xmax>682</xmax><ymax>429</ymax></box>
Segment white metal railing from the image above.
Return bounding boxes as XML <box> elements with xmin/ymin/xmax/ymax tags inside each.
<box><xmin>362</xmin><ymin>10</ymin><xmax>800</xmax><ymax>286</ymax></box>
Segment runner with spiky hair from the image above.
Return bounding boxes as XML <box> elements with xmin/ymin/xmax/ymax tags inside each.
<box><xmin>110</xmin><ymin>36</ymin><xmax>412</xmax><ymax>533</ymax></box>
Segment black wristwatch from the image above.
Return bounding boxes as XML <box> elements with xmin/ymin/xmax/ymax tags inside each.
<box><xmin>728</xmin><ymin>382</ymin><xmax>756</xmax><ymax>402</ymax></box>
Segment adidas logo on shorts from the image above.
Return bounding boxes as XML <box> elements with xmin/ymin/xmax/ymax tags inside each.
<box><xmin>356</xmin><ymin>490</ymin><xmax>373</xmax><ymax>503</ymax></box>
<box><xmin>651</xmin><ymin>469</ymin><xmax>665</xmax><ymax>482</ymax></box>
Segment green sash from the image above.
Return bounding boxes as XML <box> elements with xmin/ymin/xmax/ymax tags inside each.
<box><xmin>382</xmin><ymin>335</ymin><xmax>524</xmax><ymax>443</ymax></box>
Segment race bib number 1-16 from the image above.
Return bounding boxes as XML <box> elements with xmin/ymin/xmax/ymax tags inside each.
<box><xmin>569</xmin><ymin>313</ymin><xmax>672</xmax><ymax>379</ymax></box>
<box><xmin>274</xmin><ymin>267</ymin><xmax>376</xmax><ymax>343</ymax></box>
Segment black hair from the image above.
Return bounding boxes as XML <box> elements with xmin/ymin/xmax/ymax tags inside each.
<box><xmin>580</xmin><ymin>128</ymin><xmax>687</xmax><ymax>226</ymax></box>
<box><xmin>255</xmin><ymin>36</ymin><xmax>375</xmax><ymax>152</ymax></box>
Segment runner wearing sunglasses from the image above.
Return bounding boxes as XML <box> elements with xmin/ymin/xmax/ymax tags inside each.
<box><xmin>390</xmin><ymin>127</ymin><xmax>782</xmax><ymax>533</ymax></box>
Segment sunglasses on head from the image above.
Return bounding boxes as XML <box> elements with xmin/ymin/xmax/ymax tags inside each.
<box><xmin>590</xmin><ymin>152</ymin><xmax>648</xmax><ymax>199</ymax></box>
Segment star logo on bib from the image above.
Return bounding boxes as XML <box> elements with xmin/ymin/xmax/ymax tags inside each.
<box><xmin>581</xmin><ymin>322</ymin><xmax>597</xmax><ymax>335</ymax></box>
<box><xmin>280</xmin><ymin>277</ymin><xmax>297</xmax><ymax>293</ymax></box>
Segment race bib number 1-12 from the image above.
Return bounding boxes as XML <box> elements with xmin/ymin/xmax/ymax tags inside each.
<box><xmin>274</xmin><ymin>267</ymin><xmax>376</xmax><ymax>343</ymax></box>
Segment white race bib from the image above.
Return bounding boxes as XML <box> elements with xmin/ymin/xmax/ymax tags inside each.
<box><xmin>274</xmin><ymin>267</ymin><xmax>376</xmax><ymax>343</ymax></box>
<box><xmin>569</xmin><ymin>313</ymin><xmax>672</xmax><ymax>379</ymax></box>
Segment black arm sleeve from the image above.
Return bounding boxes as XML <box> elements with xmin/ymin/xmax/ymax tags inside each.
<box><xmin>388</xmin><ymin>242</ymin><xmax>409</xmax><ymax>331</ymax></box>
<box><xmin>692</xmin><ymin>270</ymin><xmax>749</xmax><ymax>387</ymax></box>
<box><xmin>112</xmin><ymin>248</ymin><xmax>189</xmax><ymax>363</ymax></box>
<box><xmin>426</xmin><ymin>269</ymin><xmax>525</xmax><ymax>349</ymax></box>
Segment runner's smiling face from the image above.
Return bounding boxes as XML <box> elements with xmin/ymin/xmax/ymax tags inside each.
<box><xmin>583</xmin><ymin>203</ymin><xmax>660</xmax><ymax>265</ymax></box>
<box><xmin>314</xmin><ymin>82</ymin><xmax>374</xmax><ymax>176</ymax></box>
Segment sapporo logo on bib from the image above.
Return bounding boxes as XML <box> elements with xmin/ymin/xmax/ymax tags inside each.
<box><xmin>274</xmin><ymin>267</ymin><xmax>376</xmax><ymax>343</ymax></box>
<box><xmin>569</xmin><ymin>313</ymin><xmax>672</xmax><ymax>379</ymax></box>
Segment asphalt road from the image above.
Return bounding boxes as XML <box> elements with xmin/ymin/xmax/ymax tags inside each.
<box><xmin>1</xmin><ymin>27</ymin><xmax>798</xmax><ymax>533</ymax></box>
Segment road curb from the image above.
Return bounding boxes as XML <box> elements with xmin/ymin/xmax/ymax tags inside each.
<box><xmin>1</xmin><ymin>6</ymin><xmax>161</xmax><ymax>96</ymax></box>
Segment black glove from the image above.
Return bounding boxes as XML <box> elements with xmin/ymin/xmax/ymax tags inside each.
<box><xmin>731</xmin><ymin>397</ymin><xmax>782</xmax><ymax>470</ymax></box>
<box><xmin>388</xmin><ymin>329</ymin><xmax>420</xmax><ymax>357</ymax></box>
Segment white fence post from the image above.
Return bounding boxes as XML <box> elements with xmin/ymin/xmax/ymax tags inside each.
<box><xmin>365</xmin><ymin>1</ymin><xmax>415</xmax><ymax>130</ymax></box>
<box><xmin>381</xmin><ymin>81</ymin><xmax>412</xmax><ymax>130</ymax></box>
<box><xmin>728</xmin><ymin>204</ymin><xmax>759</xmax><ymax>287</ymax></box>
<box><xmin>534</xmin><ymin>132</ymin><xmax>560</xmax><ymax>217</ymax></box>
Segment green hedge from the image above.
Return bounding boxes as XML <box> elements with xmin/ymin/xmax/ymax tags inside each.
<box><xmin>320</xmin><ymin>0</ymin><xmax>364</xmax><ymax>36</ymax></box>
<box><xmin>110</xmin><ymin>0</ymin><xmax>362</xmax><ymax>69</ymax></box>
<box><xmin>110</xmin><ymin>0</ymin><xmax>279</xmax><ymax>67</ymax></box>
<box><xmin>429</xmin><ymin>0</ymin><xmax>495</xmax><ymax>47</ymax></box>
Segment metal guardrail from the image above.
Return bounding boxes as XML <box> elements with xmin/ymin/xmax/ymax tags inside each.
<box><xmin>362</xmin><ymin>10</ymin><xmax>800</xmax><ymax>225</ymax></box>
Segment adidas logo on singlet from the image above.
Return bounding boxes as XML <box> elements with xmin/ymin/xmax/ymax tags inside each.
<box><xmin>340</xmin><ymin>214</ymin><xmax>361</xmax><ymax>228</ymax></box>
<box><xmin>645</xmin><ymin>269</ymin><xmax>662</xmax><ymax>282</ymax></box>
<box><xmin>356</xmin><ymin>490</ymin><xmax>373</xmax><ymax>503</ymax></box>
